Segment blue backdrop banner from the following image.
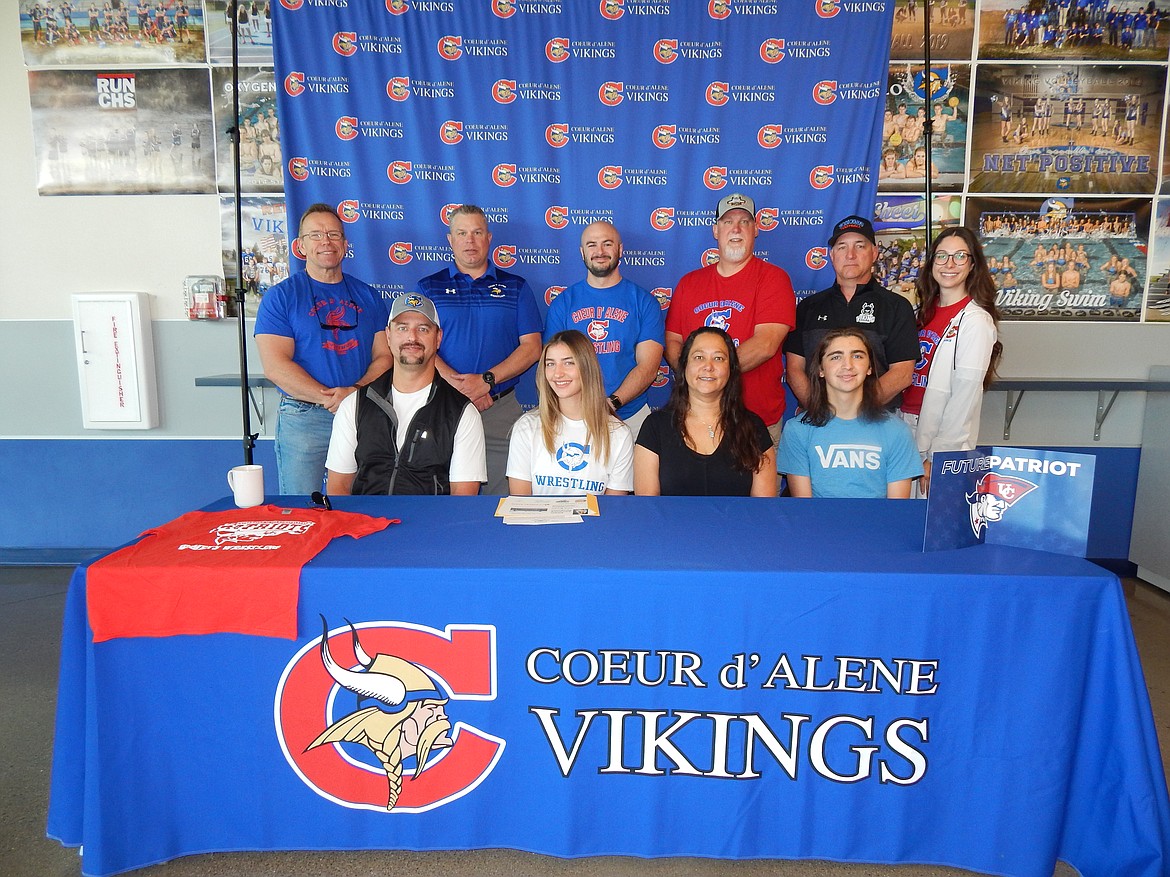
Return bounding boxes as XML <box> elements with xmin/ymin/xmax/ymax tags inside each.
<box><xmin>272</xmin><ymin>0</ymin><xmax>895</xmax><ymax>403</ymax></box>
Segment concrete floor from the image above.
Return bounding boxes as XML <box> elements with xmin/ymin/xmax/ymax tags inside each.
<box><xmin>3</xmin><ymin>567</ymin><xmax>1166</xmax><ymax>877</ymax></box>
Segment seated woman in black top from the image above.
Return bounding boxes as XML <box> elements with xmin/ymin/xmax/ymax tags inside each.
<box><xmin>634</xmin><ymin>327</ymin><xmax>776</xmax><ymax>496</ymax></box>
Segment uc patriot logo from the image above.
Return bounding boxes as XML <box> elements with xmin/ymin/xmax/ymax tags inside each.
<box><xmin>276</xmin><ymin>620</ymin><xmax>503</xmax><ymax>812</ymax></box>
<box><xmin>967</xmin><ymin>474</ymin><xmax>1037</xmax><ymax>537</ymax></box>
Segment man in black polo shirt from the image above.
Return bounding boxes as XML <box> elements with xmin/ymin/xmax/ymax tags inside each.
<box><xmin>785</xmin><ymin>215</ymin><xmax>919</xmax><ymax>409</ymax></box>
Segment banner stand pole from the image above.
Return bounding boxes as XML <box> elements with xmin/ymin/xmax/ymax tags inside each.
<box><xmin>228</xmin><ymin>2</ymin><xmax>257</xmax><ymax>466</ymax></box>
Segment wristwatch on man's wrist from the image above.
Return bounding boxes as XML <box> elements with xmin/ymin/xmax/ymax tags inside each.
<box><xmin>482</xmin><ymin>370</ymin><xmax>497</xmax><ymax>389</ymax></box>
<box><xmin>608</xmin><ymin>394</ymin><xmax>622</xmax><ymax>410</ymax></box>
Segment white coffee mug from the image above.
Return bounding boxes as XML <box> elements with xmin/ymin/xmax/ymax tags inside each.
<box><xmin>227</xmin><ymin>464</ymin><xmax>265</xmax><ymax>508</ymax></box>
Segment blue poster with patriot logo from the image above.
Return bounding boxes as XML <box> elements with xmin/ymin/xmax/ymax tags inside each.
<box><xmin>271</xmin><ymin>0</ymin><xmax>895</xmax><ymax>407</ymax></box>
<box><xmin>924</xmin><ymin>447</ymin><xmax>1096</xmax><ymax>555</ymax></box>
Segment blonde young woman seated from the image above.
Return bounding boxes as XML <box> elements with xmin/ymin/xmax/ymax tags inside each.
<box><xmin>506</xmin><ymin>330</ymin><xmax>634</xmax><ymax>496</ymax></box>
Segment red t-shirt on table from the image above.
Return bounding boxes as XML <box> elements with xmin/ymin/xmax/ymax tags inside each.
<box><xmin>666</xmin><ymin>257</ymin><xmax>796</xmax><ymax>426</ymax></box>
<box><xmin>87</xmin><ymin>505</ymin><xmax>393</xmax><ymax>642</ymax></box>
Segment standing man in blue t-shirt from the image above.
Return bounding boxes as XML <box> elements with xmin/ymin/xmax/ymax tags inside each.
<box><xmin>544</xmin><ymin>221</ymin><xmax>665</xmax><ymax>438</ymax></box>
<box><xmin>255</xmin><ymin>203</ymin><xmax>392</xmax><ymax>495</ymax></box>
<box><xmin>415</xmin><ymin>204</ymin><xmax>542</xmax><ymax>494</ymax></box>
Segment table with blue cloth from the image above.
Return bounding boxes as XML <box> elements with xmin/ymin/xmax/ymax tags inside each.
<box><xmin>47</xmin><ymin>496</ymin><xmax>1170</xmax><ymax>877</ymax></box>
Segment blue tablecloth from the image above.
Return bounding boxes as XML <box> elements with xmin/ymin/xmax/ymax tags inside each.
<box><xmin>48</xmin><ymin>497</ymin><xmax>1170</xmax><ymax>877</ymax></box>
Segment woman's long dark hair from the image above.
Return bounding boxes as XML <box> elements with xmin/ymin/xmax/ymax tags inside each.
<box><xmin>669</xmin><ymin>327</ymin><xmax>765</xmax><ymax>473</ymax></box>
<box><xmin>916</xmin><ymin>226</ymin><xmax>1003</xmax><ymax>388</ymax></box>
<box><xmin>801</xmin><ymin>327</ymin><xmax>885</xmax><ymax>427</ymax></box>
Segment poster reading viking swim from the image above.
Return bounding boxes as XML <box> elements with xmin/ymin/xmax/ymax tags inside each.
<box><xmin>968</xmin><ymin>195</ymin><xmax>1148</xmax><ymax>321</ymax></box>
<box><xmin>879</xmin><ymin>64</ymin><xmax>969</xmax><ymax>193</ymax></box>
<box><xmin>18</xmin><ymin>0</ymin><xmax>207</xmax><ymax>67</ymax></box>
<box><xmin>211</xmin><ymin>66</ymin><xmax>282</xmax><ymax>194</ymax></box>
<box><xmin>889</xmin><ymin>0</ymin><xmax>975</xmax><ymax>61</ymax></box>
<box><xmin>29</xmin><ymin>68</ymin><xmax>216</xmax><ymax>195</ymax></box>
<box><xmin>969</xmin><ymin>64</ymin><xmax>1163</xmax><ymax>196</ymax></box>
<box><xmin>978</xmin><ymin>0</ymin><xmax>1170</xmax><ymax>61</ymax></box>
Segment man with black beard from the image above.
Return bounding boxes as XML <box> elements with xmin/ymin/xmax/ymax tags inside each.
<box><xmin>543</xmin><ymin>221</ymin><xmax>665</xmax><ymax>437</ymax></box>
<box><xmin>325</xmin><ymin>294</ymin><xmax>485</xmax><ymax>495</ymax></box>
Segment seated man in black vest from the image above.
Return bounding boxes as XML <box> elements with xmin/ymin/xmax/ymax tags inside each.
<box><xmin>325</xmin><ymin>293</ymin><xmax>487</xmax><ymax>495</ymax></box>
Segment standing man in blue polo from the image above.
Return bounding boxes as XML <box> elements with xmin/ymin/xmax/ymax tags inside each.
<box><xmin>256</xmin><ymin>202</ymin><xmax>392</xmax><ymax>495</ymax></box>
<box><xmin>415</xmin><ymin>204</ymin><xmax>542</xmax><ymax>494</ymax></box>
<box><xmin>544</xmin><ymin>220</ymin><xmax>665</xmax><ymax>437</ymax></box>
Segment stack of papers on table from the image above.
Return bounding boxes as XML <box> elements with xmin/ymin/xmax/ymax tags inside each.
<box><xmin>494</xmin><ymin>495</ymin><xmax>600</xmax><ymax>525</ymax></box>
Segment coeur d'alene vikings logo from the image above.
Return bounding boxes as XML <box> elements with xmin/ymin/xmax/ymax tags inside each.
<box><xmin>276</xmin><ymin>620</ymin><xmax>503</xmax><ymax>812</ymax></box>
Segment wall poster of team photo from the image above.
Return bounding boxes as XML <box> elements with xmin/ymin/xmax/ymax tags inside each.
<box><xmin>880</xmin><ymin>63</ymin><xmax>969</xmax><ymax>193</ymax></box>
<box><xmin>889</xmin><ymin>0</ymin><xmax>974</xmax><ymax>61</ymax></box>
<box><xmin>978</xmin><ymin>0</ymin><xmax>1170</xmax><ymax>60</ymax></box>
<box><xmin>968</xmin><ymin>195</ymin><xmax>1149</xmax><ymax>321</ymax></box>
<box><xmin>969</xmin><ymin>64</ymin><xmax>1163</xmax><ymax>196</ymax></box>
<box><xmin>220</xmin><ymin>194</ymin><xmax>288</xmax><ymax>318</ymax></box>
<box><xmin>18</xmin><ymin>0</ymin><xmax>207</xmax><ymax>67</ymax></box>
<box><xmin>871</xmin><ymin>194</ymin><xmax>964</xmax><ymax>308</ymax></box>
<box><xmin>1141</xmin><ymin>197</ymin><xmax>1170</xmax><ymax>320</ymax></box>
<box><xmin>211</xmin><ymin>66</ymin><xmax>281</xmax><ymax>195</ymax></box>
<box><xmin>29</xmin><ymin>67</ymin><xmax>215</xmax><ymax>195</ymax></box>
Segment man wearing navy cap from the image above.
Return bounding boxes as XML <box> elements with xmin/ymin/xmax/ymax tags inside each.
<box><xmin>325</xmin><ymin>293</ymin><xmax>486</xmax><ymax>496</ymax></box>
<box><xmin>785</xmin><ymin>214</ymin><xmax>918</xmax><ymax>409</ymax></box>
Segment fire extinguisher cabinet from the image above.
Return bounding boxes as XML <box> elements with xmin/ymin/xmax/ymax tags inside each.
<box><xmin>71</xmin><ymin>293</ymin><xmax>159</xmax><ymax>430</ymax></box>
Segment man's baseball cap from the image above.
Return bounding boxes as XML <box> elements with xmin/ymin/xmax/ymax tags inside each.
<box><xmin>388</xmin><ymin>292</ymin><xmax>441</xmax><ymax>328</ymax></box>
<box><xmin>828</xmin><ymin>215</ymin><xmax>877</xmax><ymax>246</ymax></box>
<box><xmin>715</xmin><ymin>192</ymin><xmax>756</xmax><ymax>221</ymax></box>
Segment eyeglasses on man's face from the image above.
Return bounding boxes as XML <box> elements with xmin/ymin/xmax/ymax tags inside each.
<box><xmin>301</xmin><ymin>231</ymin><xmax>345</xmax><ymax>242</ymax></box>
<box><xmin>934</xmin><ymin>251</ymin><xmax>971</xmax><ymax>265</ymax></box>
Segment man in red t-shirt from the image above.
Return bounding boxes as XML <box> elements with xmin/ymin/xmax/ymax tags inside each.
<box><xmin>665</xmin><ymin>193</ymin><xmax>797</xmax><ymax>443</ymax></box>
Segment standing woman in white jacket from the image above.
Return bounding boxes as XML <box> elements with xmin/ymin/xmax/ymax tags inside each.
<box><xmin>901</xmin><ymin>227</ymin><xmax>1003</xmax><ymax>495</ymax></box>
